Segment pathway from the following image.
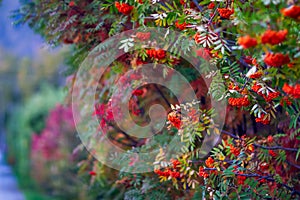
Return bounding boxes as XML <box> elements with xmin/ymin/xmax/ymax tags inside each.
<box><xmin>0</xmin><ymin>150</ymin><xmax>25</xmax><ymax>200</ymax></box>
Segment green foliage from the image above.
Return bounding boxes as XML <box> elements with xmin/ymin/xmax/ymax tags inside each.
<box><xmin>6</xmin><ymin>84</ymin><xmax>64</xmax><ymax>190</ymax></box>
<box><xmin>209</xmin><ymin>70</ymin><xmax>226</xmax><ymax>101</ymax></box>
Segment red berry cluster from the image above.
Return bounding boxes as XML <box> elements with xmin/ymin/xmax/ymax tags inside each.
<box><xmin>230</xmin><ymin>144</ymin><xmax>241</xmax><ymax>157</ymax></box>
<box><xmin>228</xmin><ymin>96</ymin><xmax>250</xmax><ymax>107</ymax></box>
<box><xmin>269</xmin><ymin>150</ymin><xmax>277</xmax><ymax>157</ymax></box>
<box><xmin>280</xmin><ymin>96</ymin><xmax>292</xmax><ymax>106</ymax></box>
<box><xmin>255</xmin><ymin>114</ymin><xmax>270</xmax><ymax>125</ymax></box>
<box><xmin>167</xmin><ymin>111</ymin><xmax>181</xmax><ymax>129</ymax></box>
<box><xmin>115</xmin><ymin>2</ymin><xmax>133</xmax><ymax>15</ymax></box>
<box><xmin>146</xmin><ymin>49</ymin><xmax>166</xmax><ymax>60</ymax></box>
<box><xmin>175</xmin><ymin>21</ymin><xmax>187</xmax><ymax>30</ymax></box>
<box><xmin>281</xmin><ymin>5</ymin><xmax>300</xmax><ymax>20</ymax></box>
<box><xmin>132</xmin><ymin>89</ymin><xmax>144</xmax><ymax>96</ymax></box>
<box><xmin>238</xmin><ymin>35</ymin><xmax>257</xmax><ymax>49</ymax></box>
<box><xmin>205</xmin><ymin>157</ymin><xmax>214</xmax><ymax>168</ymax></box>
<box><xmin>198</xmin><ymin>166</ymin><xmax>209</xmax><ymax>178</ymax></box>
<box><xmin>249</xmin><ymin>71</ymin><xmax>263</xmax><ymax>79</ymax></box>
<box><xmin>154</xmin><ymin>159</ymin><xmax>181</xmax><ymax>178</ymax></box>
<box><xmin>261</xmin><ymin>29</ymin><xmax>288</xmax><ymax>45</ymax></box>
<box><xmin>282</xmin><ymin>83</ymin><xmax>300</xmax><ymax>99</ymax></box>
<box><xmin>217</xmin><ymin>8</ymin><xmax>234</xmax><ymax>19</ymax></box>
<box><xmin>237</xmin><ymin>172</ymin><xmax>247</xmax><ymax>185</ymax></box>
<box><xmin>264</xmin><ymin>53</ymin><xmax>290</xmax><ymax>67</ymax></box>
<box><xmin>262</xmin><ymin>91</ymin><xmax>280</xmax><ymax>102</ymax></box>
<box><xmin>208</xmin><ymin>3</ymin><xmax>215</xmax><ymax>9</ymax></box>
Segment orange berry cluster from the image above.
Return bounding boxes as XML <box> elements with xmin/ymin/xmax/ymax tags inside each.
<box><xmin>167</xmin><ymin>111</ymin><xmax>181</xmax><ymax>129</ymax></box>
<box><xmin>115</xmin><ymin>2</ymin><xmax>133</xmax><ymax>15</ymax></box>
<box><xmin>228</xmin><ymin>96</ymin><xmax>250</xmax><ymax>107</ymax></box>
<box><xmin>230</xmin><ymin>144</ymin><xmax>240</xmax><ymax>156</ymax></box>
<box><xmin>237</xmin><ymin>172</ymin><xmax>247</xmax><ymax>185</ymax></box>
<box><xmin>281</xmin><ymin>5</ymin><xmax>300</xmax><ymax>20</ymax></box>
<box><xmin>269</xmin><ymin>150</ymin><xmax>277</xmax><ymax>157</ymax></box>
<box><xmin>261</xmin><ymin>29</ymin><xmax>288</xmax><ymax>45</ymax></box>
<box><xmin>262</xmin><ymin>91</ymin><xmax>280</xmax><ymax>102</ymax></box>
<box><xmin>198</xmin><ymin>166</ymin><xmax>209</xmax><ymax>178</ymax></box>
<box><xmin>208</xmin><ymin>3</ymin><xmax>215</xmax><ymax>9</ymax></box>
<box><xmin>146</xmin><ymin>49</ymin><xmax>166</xmax><ymax>60</ymax></box>
<box><xmin>175</xmin><ymin>21</ymin><xmax>187</xmax><ymax>30</ymax></box>
<box><xmin>217</xmin><ymin>8</ymin><xmax>234</xmax><ymax>19</ymax></box>
<box><xmin>238</xmin><ymin>29</ymin><xmax>288</xmax><ymax>49</ymax></box>
<box><xmin>282</xmin><ymin>83</ymin><xmax>300</xmax><ymax>99</ymax></box>
<box><xmin>154</xmin><ymin>159</ymin><xmax>181</xmax><ymax>178</ymax></box>
<box><xmin>251</xmin><ymin>83</ymin><xmax>262</xmax><ymax>93</ymax></box>
<box><xmin>264</xmin><ymin>53</ymin><xmax>290</xmax><ymax>67</ymax></box>
<box><xmin>238</xmin><ymin>35</ymin><xmax>257</xmax><ymax>49</ymax></box>
<box><xmin>249</xmin><ymin>71</ymin><xmax>263</xmax><ymax>79</ymax></box>
<box><xmin>205</xmin><ymin>157</ymin><xmax>215</xmax><ymax>168</ymax></box>
<box><xmin>255</xmin><ymin>114</ymin><xmax>270</xmax><ymax>125</ymax></box>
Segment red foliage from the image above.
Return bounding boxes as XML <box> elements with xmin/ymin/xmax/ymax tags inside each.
<box><xmin>280</xmin><ymin>96</ymin><xmax>293</xmax><ymax>106</ymax></box>
<box><xmin>171</xmin><ymin>159</ymin><xmax>181</xmax><ymax>169</ymax></box>
<box><xmin>155</xmin><ymin>160</ymin><xmax>181</xmax><ymax>179</ymax></box>
<box><xmin>228</xmin><ymin>82</ymin><xmax>240</xmax><ymax>91</ymax></box>
<box><xmin>154</xmin><ymin>169</ymin><xmax>170</xmax><ymax>177</ymax></box>
<box><xmin>243</xmin><ymin>56</ymin><xmax>254</xmax><ymax>65</ymax></box>
<box><xmin>31</xmin><ymin>105</ymin><xmax>75</xmax><ymax>160</ymax></box>
<box><xmin>259</xmin><ymin>162</ymin><xmax>269</xmax><ymax>171</ymax></box>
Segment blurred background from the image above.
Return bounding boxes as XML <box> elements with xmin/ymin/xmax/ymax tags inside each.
<box><xmin>0</xmin><ymin>1</ymin><xmax>85</xmax><ymax>199</ymax></box>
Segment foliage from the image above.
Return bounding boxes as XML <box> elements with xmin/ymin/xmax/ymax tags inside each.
<box><xmin>13</xmin><ymin>0</ymin><xmax>300</xmax><ymax>199</ymax></box>
<box><xmin>6</xmin><ymin>84</ymin><xmax>65</xmax><ymax>196</ymax></box>
<box><xmin>30</xmin><ymin>104</ymin><xmax>88</xmax><ymax>199</ymax></box>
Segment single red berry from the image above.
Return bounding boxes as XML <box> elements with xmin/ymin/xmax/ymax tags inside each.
<box><xmin>269</xmin><ymin>150</ymin><xmax>277</xmax><ymax>157</ymax></box>
<box><xmin>267</xmin><ymin>135</ymin><xmax>273</xmax><ymax>143</ymax></box>
<box><xmin>89</xmin><ymin>171</ymin><xmax>97</xmax><ymax>176</ymax></box>
<box><xmin>69</xmin><ymin>1</ymin><xmax>75</xmax><ymax>7</ymax></box>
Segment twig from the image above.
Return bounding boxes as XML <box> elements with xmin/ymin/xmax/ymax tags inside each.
<box><xmin>203</xmin><ymin>168</ymin><xmax>300</xmax><ymax>196</ymax></box>
<box><xmin>220</xmin><ymin>129</ymin><xmax>299</xmax><ymax>152</ymax></box>
<box><xmin>192</xmin><ymin>0</ymin><xmax>203</xmax><ymax>12</ymax></box>
<box><xmin>253</xmin><ymin>144</ymin><xmax>298</xmax><ymax>152</ymax></box>
<box><xmin>154</xmin><ymin>84</ymin><xmax>171</xmax><ymax>106</ymax></box>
